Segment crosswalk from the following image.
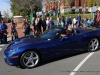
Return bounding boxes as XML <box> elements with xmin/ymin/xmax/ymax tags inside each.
<box><xmin>0</xmin><ymin>44</ymin><xmax>5</xmax><ymax>51</ymax></box>
<box><xmin>0</xmin><ymin>45</ymin><xmax>5</xmax><ymax>47</ymax></box>
<box><xmin>7</xmin><ymin>35</ymin><xmax>11</xmax><ymax>42</ymax></box>
<box><xmin>0</xmin><ymin>48</ymin><xmax>2</xmax><ymax>51</ymax></box>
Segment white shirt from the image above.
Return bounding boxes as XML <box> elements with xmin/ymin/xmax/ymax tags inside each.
<box><xmin>73</xmin><ymin>18</ymin><xmax>77</xmax><ymax>24</ymax></box>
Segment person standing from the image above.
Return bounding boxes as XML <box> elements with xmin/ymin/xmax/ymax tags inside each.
<box><xmin>22</xmin><ymin>19</ymin><xmax>30</xmax><ymax>36</ymax></box>
<box><xmin>76</xmin><ymin>13</ymin><xmax>81</xmax><ymax>27</ymax></box>
<box><xmin>87</xmin><ymin>18</ymin><xmax>93</xmax><ymax>27</ymax></box>
<box><xmin>25</xmin><ymin>19</ymin><xmax>30</xmax><ymax>36</ymax></box>
<box><xmin>57</xmin><ymin>17</ymin><xmax>61</xmax><ymax>26</ymax></box>
<box><xmin>69</xmin><ymin>16</ymin><xmax>72</xmax><ymax>28</ymax></box>
<box><xmin>48</xmin><ymin>17</ymin><xmax>54</xmax><ymax>29</ymax></box>
<box><xmin>41</xmin><ymin>16</ymin><xmax>46</xmax><ymax>32</ymax></box>
<box><xmin>31</xmin><ymin>17</ymin><xmax>36</xmax><ymax>35</ymax></box>
<box><xmin>10</xmin><ymin>20</ymin><xmax>18</xmax><ymax>41</ymax></box>
<box><xmin>65</xmin><ymin>17</ymin><xmax>70</xmax><ymax>29</ymax></box>
<box><xmin>46</xmin><ymin>17</ymin><xmax>50</xmax><ymax>29</ymax></box>
<box><xmin>73</xmin><ymin>17</ymin><xmax>77</xmax><ymax>28</ymax></box>
<box><xmin>0</xmin><ymin>20</ymin><xmax>8</xmax><ymax>44</ymax></box>
<box><xmin>22</xmin><ymin>20</ymin><xmax>26</xmax><ymax>36</ymax></box>
<box><xmin>0</xmin><ymin>30</ymin><xmax>3</xmax><ymax>43</ymax></box>
<box><xmin>83</xmin><ymin>18</ymin><xmax>88</xmax><ymax>28</ymax></box>
<box><xmin>94</xmin><ymin>10</ymin><xmax>98</xmax><ymax>25</ymax></box>
<box><xmin>35</xmin><ymin>16</ymin><xmax>42</xmax><ymax>34</ymax></box>
<box><xmin>61</xmin><ymin>16</ymin><xmax>65</xmax><ymax>27</ymax></box>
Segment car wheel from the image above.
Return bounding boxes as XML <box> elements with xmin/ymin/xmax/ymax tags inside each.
<box><xmin>87</xmin><ymin>38</ymin><xmax>99</xmax><ymax>52</ymax></box>
<box><xmin>20</xmin><ymin>50</ymin><xmax>40</xmax><ymax>68</ymax></box>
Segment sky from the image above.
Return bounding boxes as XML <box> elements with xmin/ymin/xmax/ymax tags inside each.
<box><xmin>0</xmin><ymin>0</ymin><xmax>12</xmax><ymax>17</ymax></box>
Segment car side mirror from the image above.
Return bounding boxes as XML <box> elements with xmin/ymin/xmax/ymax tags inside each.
<box><xmin>60</xmin><ymin>36</ymin><xmax>68</xmax><ymax>41</ymax></box>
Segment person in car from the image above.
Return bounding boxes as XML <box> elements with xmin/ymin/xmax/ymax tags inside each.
<box><xmin>61</xmin><ymin>26</ymin><xmax>72</xmax><ymax>37</ymax></box>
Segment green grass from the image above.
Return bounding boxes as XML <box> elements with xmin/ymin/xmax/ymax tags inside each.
<box><xmin>46</xmin><ymin>13</ymin><xmax>94</xmax><ymax>25</ymax></box>
<box><xmin>49</xmin><ymin>13</ymin><xmax>93</xmax><ymax>21</ymax></box>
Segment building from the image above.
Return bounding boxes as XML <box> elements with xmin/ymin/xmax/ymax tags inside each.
<box><xmin>44</xmin><ymin>0</ymin><xmax>99</xmax><ymax>15</ymax></box>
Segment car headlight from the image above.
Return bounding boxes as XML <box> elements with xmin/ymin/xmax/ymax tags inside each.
<box><xmin>8</xmin><ymin>47</ymin><xmax>18</xmax><ymax>54</ymax></box>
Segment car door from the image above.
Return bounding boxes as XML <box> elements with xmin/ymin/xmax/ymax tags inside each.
<box><xmin>48</xmin><ymin>37</ymin><xmax>75</xmax><ymax>56</ymax></box>
<box><xmin>69</xmin><ymin>33</ymin><xmax>86</xmax><ymax>51</ymax></box>
<box><xmin>49</xmin><ymin>33</ymin><xmax>87</xmax><ymax>55</ymax></box>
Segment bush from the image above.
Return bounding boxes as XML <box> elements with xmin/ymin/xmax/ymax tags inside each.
<box><xmin>71</xmin><ymin>9</ymin><xmax>75</xmax><ymax>14</ymax></box>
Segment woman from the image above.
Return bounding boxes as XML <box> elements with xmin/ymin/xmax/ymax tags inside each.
<box><xmin>57</xmin><ymin>17</ymin><xmax>61</xmax><ymax>26</ymax></box>
<box><xmin>46</xmin><ymin>17</ymin><xmax>50</xmax><ymax>29</ymax></box>
<box><xmin>73</xmin><ymin>17</ymin><xmax>77</xmax><ymax>28</ymax></box>
<box><xmin>41</xmin><ymin>17</ymin><xmax>46</xmax><ymax>32</ymax></box>
<box><xmin>10</xmin><ymin>20</ymin><xmax>18</xmax><ymax>41</ymax></box>
<box><xmin>31</xmin><ymin>17</ymin><xmax>36</xmax><ymax>35</ymax></box>
<box><xmin>48</xmin><ymin>17</ymin><xmax>54</xmax><ymax>29</ymax></box>
<box><xmin>22</xmin><ymin>19</ymin><xmax>30</xmax><ymax>36</ymax></box>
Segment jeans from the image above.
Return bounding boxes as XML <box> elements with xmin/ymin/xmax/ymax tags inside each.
<box><xmin>77</xmin><ymin>21</ymin><xmax>81</xmax><ymax>27</ymax></box>
<box><xmin>11</xmin><ymin>32</ymin><xmax>18</xmax><ymax>41</ymax></box>
<box><xmin>1</xmin><ymin>34</ymin><xmax>7</xmax><ymax>44</ymax></box>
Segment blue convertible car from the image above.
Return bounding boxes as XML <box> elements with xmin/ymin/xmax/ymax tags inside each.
<box><xmin>4</xmin><ymin>27</ymin><xmax>100</xmax><ymax>68</ymax></box>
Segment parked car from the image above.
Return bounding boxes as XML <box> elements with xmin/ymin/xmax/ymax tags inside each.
<box><xmin>4</xmin><ymin>27</ymin><xmax>100</xmax><ymax>68</ymax></box>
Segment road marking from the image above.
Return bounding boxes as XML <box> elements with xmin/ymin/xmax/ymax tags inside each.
<box><xmin>70</xmin><ymin>52</ymin><xmax>95</xmax><ymax>75</ymax></box>
<box><xmin>0</xmin><ymin>48</ymin><xmax>2</xmax><ymax>51</ymax></box>
<box><xmin>0</xmin><ymin>45</ymin><xmax>5</xmax><ymax>46</ymax></box>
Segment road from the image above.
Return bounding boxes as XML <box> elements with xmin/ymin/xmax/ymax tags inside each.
<box><xmin>0</xmin><ymin>44</ymin><xmax>100</xmax><ymax>75</ymax></box>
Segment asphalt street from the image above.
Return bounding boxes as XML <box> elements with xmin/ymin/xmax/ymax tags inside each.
<box><xmin>0</xmin><ymin>44</ymin><xmax>100</xmax><ymax>75</ymax></box>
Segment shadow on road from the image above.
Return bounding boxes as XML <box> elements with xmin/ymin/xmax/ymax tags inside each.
<box><xmin>39</xmin><ymin>51</ymin><xmax>87</xmax><ymax>67</ymax></box>
<box><xmin>19</xmin><ymin>51</ymin><xmax>88</xmax><ymax>69</ymax></box>
<box><xmin>15</xmin><ymin>48</ymin><xmax>100</xmax><ymax>69</ymax></box>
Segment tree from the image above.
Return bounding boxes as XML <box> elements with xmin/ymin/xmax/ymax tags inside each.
<box><xmin>10</xmin><ymin>0</ymin><xmax>42</xmax><ymax>17</ymax></box>
<box><xmin>86</xmin><ymin>0</ymin><xmax>99</xmax><ymax>7</ymax></box>
<box><xmin>96</xmin><ymin>0</ymin><xmax>100</xmax><ymax>6</ymax></box>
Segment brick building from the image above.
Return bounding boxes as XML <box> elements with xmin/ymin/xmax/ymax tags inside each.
<box><xmin>44</xmin><ymin>0</ymin><xmax>86</xmax><ymax>15</ymax></box>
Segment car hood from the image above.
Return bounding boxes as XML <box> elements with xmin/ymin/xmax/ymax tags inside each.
<box><xmin>20</xmin><ymin>36</ymin><xmax>44</xmax><ymax>43</ymax></box>
<box><xmin>8</xmin><ymin>36</ymin><xmax>46</xmax><ymax>48</ymax></box>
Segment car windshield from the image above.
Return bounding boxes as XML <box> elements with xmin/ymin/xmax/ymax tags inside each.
<box><xmin>39</xmin><ymin>28</ymin><xmax>63</xmax><ymax>40</ymax></box>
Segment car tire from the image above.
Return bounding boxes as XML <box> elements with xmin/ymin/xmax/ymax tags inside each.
<box><xmin>20</xmin><ymin>50</ymin><xmax>40</xmax><ymax>69</ymax></box>
<box><xmin>87</xmin><ymin>38</ymin><xmax>99</xmax><ymax>52</ymax></box>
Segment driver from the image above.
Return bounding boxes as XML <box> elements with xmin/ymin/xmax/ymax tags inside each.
<box><xmin>61</xmin><ymin>26</ymin><xmax>72</xmax><ymax>37</ymax></box>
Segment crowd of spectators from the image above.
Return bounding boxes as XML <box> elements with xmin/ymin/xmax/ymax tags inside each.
<box><xmin>1</xmin><ymin>11</ymin><xmax>100</xmax><ymax>44</ymax></box>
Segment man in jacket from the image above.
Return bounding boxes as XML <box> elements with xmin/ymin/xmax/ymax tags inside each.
<box><xmin>76</xmin><ymin>13</ymin><xmax>81</xmax><ymax>27</ymax></box>
<box><xmin>0</xmin><ymin>20</ymin><xmax>8</xmax><ymax>44</ymax></box>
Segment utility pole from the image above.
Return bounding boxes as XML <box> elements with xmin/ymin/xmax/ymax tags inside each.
<box><xmin>57</xmin><ymin>0</ymin><xmax>60</xmax><ymax>18</ymax></box>
<box><xmin>57</xmin><ymin>0</ymin><xmax>60</xmax><ymax>26</ymax></box>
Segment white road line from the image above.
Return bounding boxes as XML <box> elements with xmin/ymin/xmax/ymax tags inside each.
<box><xmin>70</xmin><ymin>52</ymin><xmax>95</xmax><ymax>75</ymax></box>
<box><xmin>0</xmin><ymin>48</ymin><xmax>2</xmax><ymax>51</ymax></box>
<box><xmin>0</xmin><ymin>45</ymin><xmax>5</xmax><ymax>46</ymax></box>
